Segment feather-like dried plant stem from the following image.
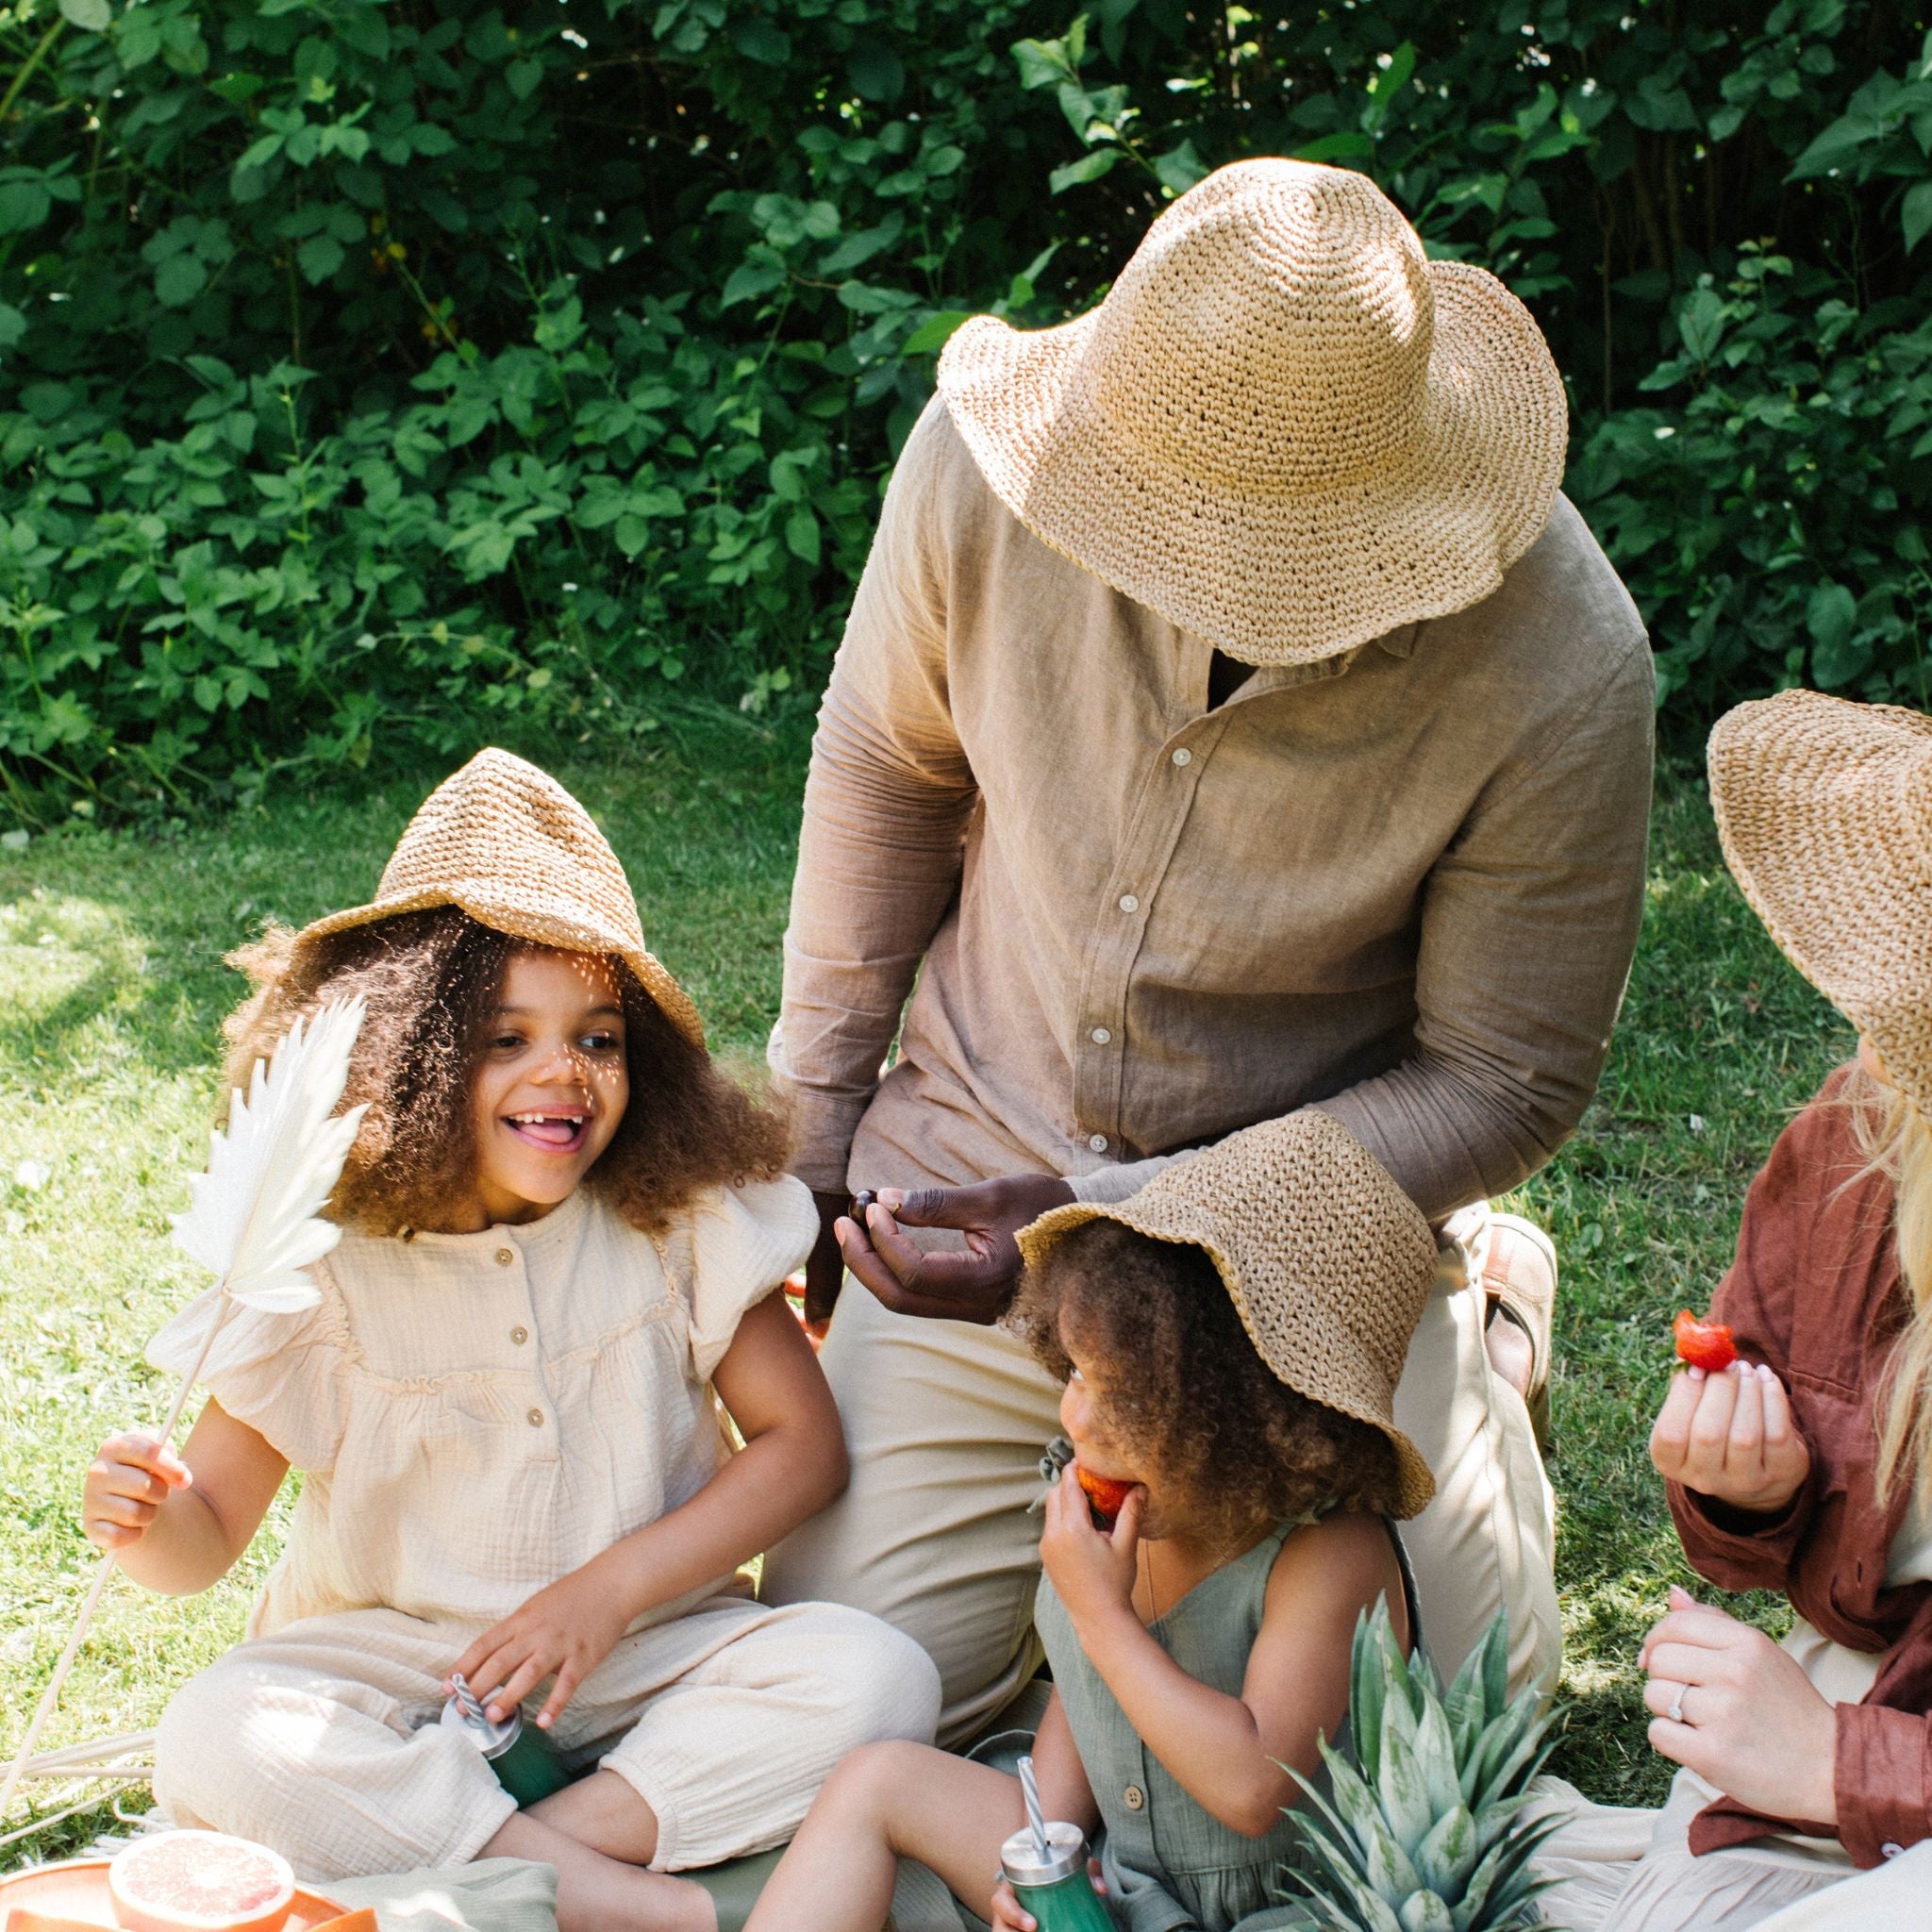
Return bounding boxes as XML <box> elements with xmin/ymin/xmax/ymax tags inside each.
<box><xmin>0</xmin><ymin>1299</ymin><xmax>238</xmax><ymax>1824</ymax></box>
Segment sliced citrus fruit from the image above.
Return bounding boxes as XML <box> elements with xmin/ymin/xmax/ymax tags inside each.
<box><xmin>108</xmin><ymin>1833</ymin><xmax>295</xmax><ymax>1932</ymax></box>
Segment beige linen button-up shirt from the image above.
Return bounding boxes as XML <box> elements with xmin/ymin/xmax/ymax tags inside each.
<box><xmin>771</xmin><ymin>398</ymin><xmax>1653</xmax><ymax>1221</ymax></box>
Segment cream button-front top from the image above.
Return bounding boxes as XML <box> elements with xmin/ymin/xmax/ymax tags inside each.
<box><xmin>495</xmin><ymin>1247</ymin><xmax>515</xmax><ymax>1267</ymax></box>
<box><xmin>526</xmin><ymin>1407</ymin><xmax>544</xmax><ymax>1428</ymax></box>
<box><xmin>1123</xmin><ymin>1784</ymin><xmax>1145</xmax><ymax>1811</ymax></box>
<box><xmin>510</xmin><ymin>1326</ymin><xmax>529</xmax><ymax>1346</ymax></box>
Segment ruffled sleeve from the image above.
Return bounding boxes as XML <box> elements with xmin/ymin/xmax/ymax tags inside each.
<box><xmin>677</xmin><ymin>1175</ymin><xmax>819</xmax><ymax>1381</ymax></box>
<box><xmin>145</xmin><ymin>1264</ymin><xmax>354</xmax><ymax>1474</ymax></box>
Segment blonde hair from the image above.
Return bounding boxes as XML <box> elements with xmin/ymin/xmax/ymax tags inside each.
<box><xmin>1847</xmin><ymin>1060</ymin><xmax>1932</xmax><ymax>1503</ymax></box>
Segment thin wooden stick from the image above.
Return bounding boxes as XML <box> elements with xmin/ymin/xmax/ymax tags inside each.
<box><xmin>0</xmin><ymin>1302</ymin><xmax>231</xmax><ymax>1823</ymax></box>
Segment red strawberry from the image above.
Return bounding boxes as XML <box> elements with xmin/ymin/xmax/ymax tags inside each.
<box><xmin>1075</xmin><ymin>1464</ymin><xmax>1135</xmax><ymax>1530</ymax></box>
<box><xmin>1674</xmin><ymin>1308</ymin><xmax>1739</xmax><ymax>1374</ymax></box>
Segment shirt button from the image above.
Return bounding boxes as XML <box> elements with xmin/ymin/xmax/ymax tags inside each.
<box><xmin>1123</xmin><ymin>1784</ymin><xmax>1145</xmax><ymax>1811</ymax></box>
<box><xmin>1882</xmin><ymin>1841</ymin><xmax>1905</xmax><ymax>1859</ymax></box>
<box><xmin>1088</xmin><ymin>1134</ymin><xmax>1108</xmax><ymax>1153</ymax></box>
<box><xmin>1171</xmin><ymin>747</ymin><xmax>1192</xmax><ymax>767</ymax></box>
<box><xmin>495</xmin><ymin>1247</ymin><xmax>514</xmax><ymax>1267</ymax></box>
<box><xmin>510</xmin><ymin>1326</ymin><xmax>529</xmax><ymax>1346</ymax></box>
<box><xmin>1118</xmin><ymin>893</ymin><xmax>1139</xmax><ymax>913</ymax></box>
<box><xmin>1090</xmin><ymin>1026</ymin><xmax>1112</xmax><ymax>1045</ymax></box>
<box><xmin>526</xmin><ymin>1407</ymin><xmax>544</xmax><ymax>1428</ymax></box>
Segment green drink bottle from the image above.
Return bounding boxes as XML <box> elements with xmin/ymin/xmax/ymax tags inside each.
<box><xmin>441</xmin><ymin>1671</ymin><xmax>575</xmax><ymax>1806</ymax></box>
<box><xmin>1002</xmin><ymin>1757</ymin><xmax>1115</xmax><ymax>1932</ymax></box>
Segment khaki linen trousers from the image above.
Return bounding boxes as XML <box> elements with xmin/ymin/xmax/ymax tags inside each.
<box><xmin>763</xmin><ymin>1210</ymin><xmax>1559</xmax><ymax>1744</ymax></box>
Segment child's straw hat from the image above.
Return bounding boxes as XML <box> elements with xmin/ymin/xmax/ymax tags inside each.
<box><xmin>1709</xmin><ymin>689</ymin><xmax>1932</xmax><ymax>1113</ymax></box>
<box><xmin>1017</xmin><ymin>1111</ymin><xmax>1439</xmax><ymax>1516</ymax></box>
<box><xmin>937</xmin><ymin>158</ymin><xmax>1566</xmax><ymax>667</ymax></box>
<box><xmin>293</xmin><ymin>748</ymin><xmax>706</xmax><ymax>1046</ymax></box>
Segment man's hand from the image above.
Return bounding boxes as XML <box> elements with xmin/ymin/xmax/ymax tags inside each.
<box><xmin>1640</xmin><ymin>1586</ymin><xmax>1837</xmax><ymax>1824</ymax></box>
<box><xmin>1650</xmin><ymin>1359</ymin><xmax>1812</xmax><ymax>1516</ymax></box>
<box><xmin>804</xmin><ymin>1191</ymin><xmax>850</xmax><ymax>1335</ymax></box>
<box><xmin>838</xmin><ymin>1174</ymin><xmax>1075</xmax><ymax>1324</ymax></box>
<box><xmin>449</xmin><ymin>1558</ymin><xmax>632</xmax><ymax>1732</ymax></box>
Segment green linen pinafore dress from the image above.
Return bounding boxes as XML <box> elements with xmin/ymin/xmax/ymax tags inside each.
<box><xmin>1032</xmin><ymin>1515</ymin><xmax>1421</xmax><ymax>1932</ymax></box>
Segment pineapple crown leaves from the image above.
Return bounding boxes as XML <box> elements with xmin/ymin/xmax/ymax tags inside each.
<box><xmin>171</xmin><ymin>998</ymin><xmax>369</xmax><ymax>1314</ymax></box>
<box><xmin>1274</xmin><ymin>1599</ymin><xmax>1568</xmax><ymax>1932</ymax></box>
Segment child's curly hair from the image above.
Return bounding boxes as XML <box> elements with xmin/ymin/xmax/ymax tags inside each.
<box><xmin>222</xmin><ymin>907</ymin><xmax>791</xmax><ymax>1237</ymax></box>
<box><xmin>1008</xmin><ymin>1219</ymin><xmax>1402</xmax><ymax>1546</ymax></box>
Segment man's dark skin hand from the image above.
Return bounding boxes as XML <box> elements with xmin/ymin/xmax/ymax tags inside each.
<box><xmin>803</xmin><ymin>1175</ymin><xmax>1077</xmax><ymax>1330</ymax></box>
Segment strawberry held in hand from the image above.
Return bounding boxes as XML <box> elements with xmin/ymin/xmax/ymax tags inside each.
<box><xmin>1074</xmin><ymin>1463</ymin><xmax>1135</xmax><ymax>1529</ymax></box>
<box><xmin>1674</xmin><ymin>1308</ymin><xmax>1739</xmax><ymax>1374</ymax></box>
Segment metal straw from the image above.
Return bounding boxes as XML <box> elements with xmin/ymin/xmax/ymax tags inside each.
<box><xmin>1017</xmin><ymin>1753</ymin><xmax>1049</xmax><ymax>1861</ymax></box>
<box><xmin>448</xmin><ymin>1673</ymin><xmax>486</xmax><ymax>1724</ymax></box>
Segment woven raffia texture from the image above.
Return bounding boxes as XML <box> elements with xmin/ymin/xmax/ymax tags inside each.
<box><xmin>297</xmin><ymin>748</ymin><xmax>705</xmax><ymax>1046</ymax></box>
<box><xmin>1711</xmin><ymin>688</ymin><xmax>1932</xmax><ymax>1116</ymax></box>
<box><xmin>937</xmin><ymin>158</ymin><xmax>1567</xmax><ymax>668</ymax></box>
<box><xmin>1018</xmin><ymin>1109</ymin><xmax>1440</xmax><ymax>1516</ymax></box>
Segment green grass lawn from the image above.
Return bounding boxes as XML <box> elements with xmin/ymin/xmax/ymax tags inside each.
<box><xmin>0</xmin><ymin>725</ymin><xmax>1852</xmax><ymax>1864</ymax></box>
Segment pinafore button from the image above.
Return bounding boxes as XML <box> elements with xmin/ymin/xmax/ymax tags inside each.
<box><xmin>1122</xmin><ymin>1784</ymin><xmax>1145</xmax><ymax>1811</ymax></box>
<box><xmin>495</xmin><ymin>1247</ymin><xmax>515</xmax><ymax>1267</ymax></box>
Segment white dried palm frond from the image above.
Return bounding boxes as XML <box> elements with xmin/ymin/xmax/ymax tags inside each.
<box><xmin>0</xmin><ymin>998</ymin><xmax>369</xmax><ymax>1826</ymax></box>
<box><xmin>171</xmin><ymin>997</ymin><xmax>369</xmax><ymax>1313</ymax></box>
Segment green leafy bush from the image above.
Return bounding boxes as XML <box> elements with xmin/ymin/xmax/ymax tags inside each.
<box><xmin>2</xmin><ymin>0</ymin><xmax>1928</xmax><ymax>819</ymax></box>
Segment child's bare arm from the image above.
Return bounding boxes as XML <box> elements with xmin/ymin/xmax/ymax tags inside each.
<box><xmin>455</xmin><ymin>1290</ymin><xmax>848</xmax><ymax>1724</ymax></box>
<box><xmin>1046</xmin><ymin>1473</ymin><xmax>1397</xmax><ymax>1839</ymax></box>
<box><xmin>82</xmin><ymin>1400</ymin><xmax>287</xmax><ymax>1595</ymax></box>
<box><xmin>1030</xmin><ymin>1689</ymin><xmax>1101</xmax><ymax>1837</ymax></box>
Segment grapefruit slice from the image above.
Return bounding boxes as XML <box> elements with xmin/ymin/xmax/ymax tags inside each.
<box><xmin>108</xmin><ymin>1835</ymin><xmax>295</xmax><ymax>1932</ymax></box>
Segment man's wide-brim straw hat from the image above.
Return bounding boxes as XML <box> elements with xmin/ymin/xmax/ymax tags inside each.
<box><xmin>293</xmin><ymin>748</ymin><xmax>706</xmax><ymax>1047</ymax></box>
<box><xmin>937</xmin><ymin>158</ymin><xmax>1568</xmax><ymax>667</ymax></box>
<box><xmin>1017</xmin><ymin>1111</ymin><xmax>1439</xmax><ymax>1517</ymax></box>
<box><xmin>1709</xmin><ymin>689</ymin><xmax>1932</xmax><ymax>1115</ymax></box>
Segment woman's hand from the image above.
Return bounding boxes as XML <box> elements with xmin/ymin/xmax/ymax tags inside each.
<box><xmin>1040</xmin><ymin>1462</ymin><xmax>1143</xmax><ymax>1633</ymax></box>
<box><xmin>1650</xmin><ymin>1358</ymin><xmax>1812</xmax><ymax>1514</ymax></box>
<box><xmin>82</xmin><ymin>1431</ymin><xmax>192</xmax><ymax>1553</ymax></box>
<box><xmin>836</xmin><ymin>1175</ymin><xmax>1075</xmax><ymax>1324</ymax></box>
<box><xmin>1640</xmin><ymin>1586</ymin><xmax>1837</xmax><ymax>1824</ymax></box>
<box><xmin>450</xmin><ymin>1558</ymin><xmax>631</xmax><ymax>1731</ymax></box>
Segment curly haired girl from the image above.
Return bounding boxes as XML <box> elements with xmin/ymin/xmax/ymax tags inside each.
<box><xmin>743</xmin><ymin>1109</ymin><xmax>1439</xmax><ymax>1932</ymax></box>
<box><xmin>79</xmin><ymin>750</ymin><xmax>939</xmax><ymax>1932</ymax></box>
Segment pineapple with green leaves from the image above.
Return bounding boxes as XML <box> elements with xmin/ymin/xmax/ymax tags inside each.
<box><xmin>1274</xmin><ymin>1603</ymin><xmax>1565</xmax><ymax>1932</ymax></box>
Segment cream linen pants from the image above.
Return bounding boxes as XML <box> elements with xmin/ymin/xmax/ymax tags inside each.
<box><xmin>763</xmin><ymin>1209</ymin><xmax>1559</xmax><ymax>1743</ymax></box>
<box><xmin>1532</xmin><ymin>1769</ymin><xmax>1932</xmax><ymax>1931</ymax></box>
<box><xmin>153</xmin><ymin>1597</ymin><xmax>941</xmax><ymax>1882</ymax></box>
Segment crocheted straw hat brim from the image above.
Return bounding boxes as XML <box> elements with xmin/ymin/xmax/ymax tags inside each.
<box><xmin>1709</xmin><ymin>690</ymin><xmax>1932</xmax><ymax>1114</ymax></box>
<box><xmin>1016</xmin><ymin>1111</ymin><xmax>1439</xmax><ymax>1518</ymax></box>
<box><xmin>939</xmin><ymin>161</ymin><xmax>1567</xmax><ymax>666</ymax></box>
<box><xmin>293</xmin><ymin>748</ymin><xmax>706</xmax><ymax>1049</ymax></box>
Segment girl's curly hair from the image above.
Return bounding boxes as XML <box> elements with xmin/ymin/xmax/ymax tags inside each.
<box><xmin>222</xmin><ymin>907</ymin><xmax>791</xmax><ymax>1237</ymax></box>
<box><xmin>1008</xmin><ymin>1219</ymin><xmax>1402</xmax><ymax>1546</ymax></box>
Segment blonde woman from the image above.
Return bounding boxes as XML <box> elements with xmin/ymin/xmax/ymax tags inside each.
<box><xmin>1536</xmin><ymin>689</ymin><xmax>1932</xmax><ymax>1930</ymax></box>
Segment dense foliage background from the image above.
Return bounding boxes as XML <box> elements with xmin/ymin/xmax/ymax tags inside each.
<box><xmin>1</xmin><ymin>0</ymin><xmax>1928</xmax><ymax>819</ymax></box>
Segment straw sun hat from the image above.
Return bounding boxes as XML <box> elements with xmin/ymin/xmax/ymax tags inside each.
<box><xmin>1017</xmin><ymin>1110</ymin><xmax>1439</xmax><ymax>1516</ymax></box>
<box><xmin>293</xmin><ymin>748</ymin><xmax>706</xmax><ymax>1047</ymax></box>
<box><xmin>1709</xmin><ymin>689</ymin><xmax>1932</xmax><ymax>1115</ymax></box>
<box><xmin>937</xmin><ymin>158</ymin><xmax>1568</xmax><ymax>666</ymax></box>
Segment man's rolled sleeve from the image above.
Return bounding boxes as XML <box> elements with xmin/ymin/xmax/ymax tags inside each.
<box><xmin>1835</xmin><ymin>1703</ymin><xmax>1932</xmax><ymax>1866</ymax></box>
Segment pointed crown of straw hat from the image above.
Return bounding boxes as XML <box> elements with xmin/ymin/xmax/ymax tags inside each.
<box><xmin>1017</xmin><ymin>1110</ymin><xmax>1439</xmax><ymax>1517</ymax></box>
<box><xmin>293</xmin><ymin>748</ymin><xmax>706</xmax><ymax>1047</ymax></box>
<box><xmin>938</xmin><ymin>158</ymin><xmax>1567</xmax><ymax>667</ymax></box>
<box><xmin>1709</xmin><ymin>689</ymin><xmax>1932</xmax><ymax>1115</ymax></box>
